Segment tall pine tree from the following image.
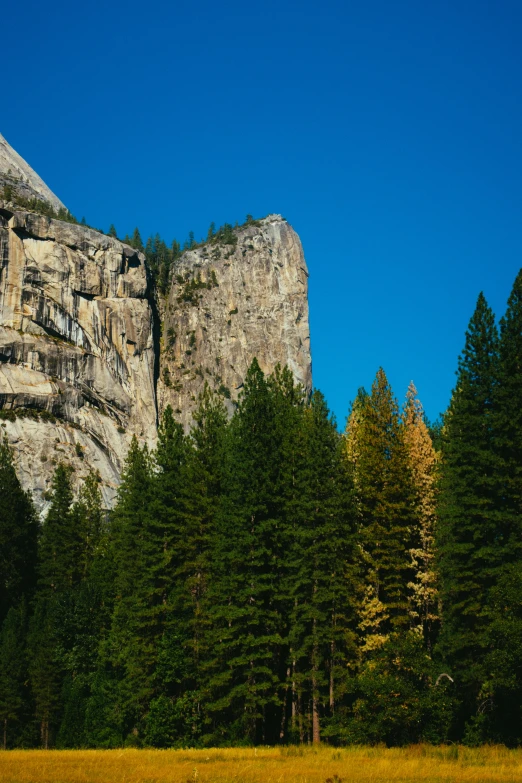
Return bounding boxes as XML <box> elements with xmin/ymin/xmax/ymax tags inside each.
<box><xmin>0</xmin><ymin>436</ymin><xmax>38</xmax><ymax>622</ymax></box>
<box><xmin>403</xmin><ymin>383</ymin><xmax>439</xmax><ymax>649</ymax></box>
<box><xmin>205</xmin><ymin>360</ymin><xmax>286</xmax><ymax>744</ymax></box>
<box><xmin>347</xmin><ymin>369</ymin><xmax>416</xmax><ymax>651</ymax></box>
<box><xmin>437</xmin><ymin>292</ymin><xmax>500</xmax><ymax>735</ymax></box>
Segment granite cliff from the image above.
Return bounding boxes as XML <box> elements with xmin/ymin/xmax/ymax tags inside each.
<box><xmin>0</xmin><ymin>133</ymin><xmax>66</xmax><ymax>212</ymax></box>
<box><xmin>158</xmin><ymin>216</ymin><xmax>311</xmax><ymax>429</ymax></box>
<box><xmin>0</xmin><ymin>136</ymin><xmax>312</xmax><ymax>510</ymax></box>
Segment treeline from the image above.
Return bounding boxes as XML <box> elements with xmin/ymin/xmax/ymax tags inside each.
<box><xmin>1</xmin><ymin>180</ymin><xmax>256</xmax><ymax>296</ymax></box>
<box><xmin>122</xmin><ymin>214</ymin><xmax>258</xmax><ymax>294</ymax></box>
<box><xmin>1</xmin><ymin>182</ymin><xmax>78</xmax><ymax>225</ymax></box>
<box><xmin>1</xmin><ymin>270</ymin><xmax>522</xmax><ymax>749</ymax></box>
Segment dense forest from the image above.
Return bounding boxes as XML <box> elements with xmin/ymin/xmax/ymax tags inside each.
<box><xmin>1</xmin><ymin>268</ymin><xmax>521</xmax><ymax>750</ymax></box>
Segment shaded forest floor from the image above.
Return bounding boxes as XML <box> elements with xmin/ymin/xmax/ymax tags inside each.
<box><xmin>1</xmin><ymin>745</ymin><xmax>522</xmax><ymax>783</ymax></box>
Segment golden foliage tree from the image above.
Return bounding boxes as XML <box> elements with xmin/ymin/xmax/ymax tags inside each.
<box><xmin>402</xmin><ymin>382</ymin><xmax>439</xmax><ymax>648</ymax></box>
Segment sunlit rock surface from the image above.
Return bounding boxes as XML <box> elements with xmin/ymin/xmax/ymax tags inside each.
<box><xmin>0</xmin><ymin>141</ymin><xmax>312</xmax><ymax>511</ymax></box>
<box><xmin>158</xmin><ymin>215</ymin><xmax>312</xmax><ymax>429</ymax></box>
<box><xmin>0</xmin><ymin>207</ymin><xmax>156</xmax><ymax>511</ymax></box>
<box><xmin>0</xmin><ymin>133</ymin><xmax>66</xmax><ymax>211</ymax></box>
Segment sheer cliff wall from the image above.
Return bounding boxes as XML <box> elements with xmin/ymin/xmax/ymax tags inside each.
<box><xmin>0</xmin><ymin>208</ymin><xmax>312</xmax><ymax>511</ymax></box>
<box><xmin>0</xmin><ymin>207</ymin><xmax>156</xmax><ymax>510</ymax></box>
<box><xmin>158</xmin><ymin>215</ymin><xmax>311</xmax><ymax>428</ymax></box>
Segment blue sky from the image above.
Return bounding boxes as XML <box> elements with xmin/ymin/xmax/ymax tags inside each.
<box><xmin>2</xmin><ymin>0</ymin><xmax>521</xmax><ymax>425</ymax></box>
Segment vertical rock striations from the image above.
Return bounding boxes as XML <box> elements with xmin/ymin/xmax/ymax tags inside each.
<box><xmin>158</xmin><ymin>215</ymin><xmax>312</xmax><ymax>429</ymax></box>
<box><xmin>0</xmin><ymin>137</ymin><xmax>313</xmax><ymax>510</ymax></box>
<box><xmin>0</xmin><ymin>206</ymin><xmax>156</xmax><ymax>510</ymax></box>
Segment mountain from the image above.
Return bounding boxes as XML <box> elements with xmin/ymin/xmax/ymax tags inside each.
<box><xmin>0</xmin><ymin>134</ymin><xmax>66</xmax><ymax>212</ymax></box>
<box><xmin>159</xmin><ymin>216</ymin><xmax>311</xmax><ymax>429</ymax></box>
<box><xmin>0</xmin><ymin>137</ymin><xmax>311</xmax><ymax>510</ymax></box>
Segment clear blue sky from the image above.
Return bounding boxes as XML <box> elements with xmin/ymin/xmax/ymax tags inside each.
<box><xmin>3</xmin><ymin>0</ymin><xmax>521</xmax><ymax>426</ymax></box>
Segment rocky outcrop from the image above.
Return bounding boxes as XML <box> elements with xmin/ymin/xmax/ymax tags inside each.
<box><xmin>0</xmin><ymin>206</ymin><xmax>156</xmax><ymax>511</ymax></box>
<box><xmin>158</xmin><ymin>216</ymin><xmax>311</xmax><ymax>429</ymax></box>
<box><xmin>0</xmin><ymin>134</ymin><xmax>66</xmax><ymax>212</ymax></box>
<box><xmin>0</xmin><ymin>135</ymin><xmax>312</xmax><ymax>512</ymax></box>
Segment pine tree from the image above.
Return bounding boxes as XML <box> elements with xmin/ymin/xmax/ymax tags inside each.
<box><xmin>349</xmin><ymin>369</ymin><xmax>416</xmax><ymax>650</ymax></box>
<box><xmin>403</xmin><ymin>383</ymin><xmax>439</xmax><ymax>649</ymax></box>
<box><xmin>205</xmin><ymin>359</ymin><xmax>286</xmax><ymax>743</ymax></box>
<box><xmin>27</xmin><ymin>598</ymin><xmax>62</xmax><ymax>748</ymax></box>
<box><xmin>485</xmin><ymin>563</ymin><xmax>522</xmax><ymax>743</ymax></box>
<box><xmin>131</xmin><ymin>227</ymin><xmax>144</xmax><ymax>251</ymax></box>
<box><xmin>152</xmin><ymin>406</ymin><xmax>188</xmax><ymax>608</ymax></box>
<box><xmin>436</xmin><ymin>293</ymin><xmax>500</xmax><ymax>732</ymax></box>
<box><xmin>38</xmin><ymin>463</ymin><xmax>78</xmax><ymax>595</ymax></box>
<box><xmin>146</xmin><ymin>406</ymin><xmax>190</xmax><ymax>714</ymax></box>
<box><xmin>106</xmin><ymin>437</ymin><xmax>158</xmax><ymax>735</ymax></box>
<box><xmin>480</xmin><ymin>269</ymin><xmax>522</xmax><ymax>742</ymax></box>
<box><xmin>177</xmin><ymin>387</ymin><xmax>227</xmax><ymax>685</ymax></box>
<box><xmin>0</xmin><ymin>602</ymin><xmax>28</xmax><ymax>749</ymax></box>
<box><xmin>73</xmin><ymin>471</ymin><xmax>104</xmax><ymax>581</ymax></box>
<box><xmin>0</xmin><ymin>436</ymin><xmax>38</xmax><ymax>623</ymax></box>
<box><xmin>494</xmin><ymin>269</ymin><xmax>522</xmax><ymax>561</ymax></box>
<box><xmin>108</xmin><ymin>224</ymin><xmax>117</xmax><ymax>238</ymax></box>
<box><xmin>286</xmin><ymin>390</ymin><xmax>357</xmax><ymax>744</ymax></box>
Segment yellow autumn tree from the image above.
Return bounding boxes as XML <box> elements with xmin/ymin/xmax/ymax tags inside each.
<box><xmin>344</xmin><ymin>389</ymin><xmax>388</xmax><ymax>654</ymax></box>
<box><xmin>344</xmin><ymin>375</ymin><xmax>417</xmax><ymax>655</ymax></box>
<box><xmin>403</xmin><ymin>382</ymin><xmax>439</xmax><ymax>648</ymax></box>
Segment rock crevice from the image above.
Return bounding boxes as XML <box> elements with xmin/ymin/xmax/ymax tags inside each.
<box><xmin>0</xmin><ymin>141</ymin><xmax>312</xmax><ymax>512</ymax></box>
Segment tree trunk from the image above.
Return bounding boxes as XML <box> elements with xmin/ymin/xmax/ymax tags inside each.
<box><xmin>41</xmin><ymin>719</ymin><xmax>49</xmax><ymax>750</ymax></box>
<box><xmin>291</xmin><ymin>657</ymin><xmax>297</xmax><ymax>737</ymax></box>
<box><xmin>312</xmin><ymin>591</ymin><xmax>320</xmax><ymax>744</ymax></box>
<box><xmin>330</xmin><ymin>640</ymin><xmax>335</xmax><ymax>712</ymax></box>
<box><xmin>312</xmin><ymin>680</ymin><xmax>320</xmax><ymax>744</ymax></box>
<box><xmin>280</xmin><ymin>665</ymin><xmax>291</xmax><ymax>740</ymax></box>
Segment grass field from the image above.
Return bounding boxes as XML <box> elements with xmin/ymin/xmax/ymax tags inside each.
<box><xmin>1</xmin><ymin>745</ymin><xmax>521</xmax><ymax>783</ymax></box>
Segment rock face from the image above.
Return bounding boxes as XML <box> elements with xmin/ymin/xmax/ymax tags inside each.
<box><xmin>0</xmin><ymin>139</ymin><xmax>312</xmax><ymax>512</ymax></box>
<box><xmin>158</xmin><ymin>216</ymin><xmax>311</xmax><ymax>429</ymax></box>
<box><xmin>0</xmin><ymin>134</ymin><xmax>66</xmax><ymax>212</ymax></box>
<box><xmin>0</xmin><ymin>206</ymin><xmax>156</xmax><ymax>510</ymax></box>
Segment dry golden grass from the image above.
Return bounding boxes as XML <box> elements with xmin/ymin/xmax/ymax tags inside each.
<box><xmin>1</xmin><ymin>744</ymin><xmax>521</xmax><ymax>783</ymax></box>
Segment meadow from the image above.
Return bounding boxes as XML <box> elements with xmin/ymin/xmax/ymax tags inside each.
<box><xmin>1</xmin><ymin>745</ymin><xmax>521</xmax><ymax>783</ymax></box>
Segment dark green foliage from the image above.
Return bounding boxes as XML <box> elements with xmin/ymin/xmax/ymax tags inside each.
<box><xmin>494</xmin><ymin>270</ymin><xmax>522</xmax><ymax>561</ymax></box>
<box><xmin>38</xmin><ymin>464</ymin><xmax>78</xmax><ymax>595</ymax></box>
<box><xmin>355</xmin><ymin>369</ymin><xmax>416</xmax><ymax>632</ymax></box>
<box><xmin>0</xmin><ymin>407</ymin><xmax>57</xmax><ymax>423</ymax></box>
<box><xmin>437</xmin><ymin>294</ymin><xmax>500</xmax><ymax>726</ymax></box>
<box><xmin>0</xmin><ymin>602</ymin><xmax>29</xmax><ymax>748</ymax></box>
<box><xmin>284</xmin><ymin>387</ymin><xmax>357</xmax><ymax>744</ymax></box>
<box><xmin>105</xmin><ymin>437</ymin><xmax>157</xmax><ymax>733</ymax></box>
<box><xmin>215</xmin><ymin>222</ymin><xmax>237</xmax><ymax>246</ymax></box>
<box><xmin>144</xmin><ymin>692</ymin><xmax>201</xmax><ymax>748</ymax></box>
<box><xmin>482</xmin><ymin>564</ymin><xmax>522</xmax><ymax>744</ymax></box>
<box><xmin>0</xmin><ymin>437</ymin><xmax>38</xmax><ymax>623</ymax></box>
<box><xmin>171</xmin><ymin>388</ymin><xmax>227</xmax><ymax>694</ymax></box>
<box><xmin>130</xmin><ymin>227</ymin><xmax>144</xmax><ymax>251</ymax></box>
<box><xmin>83</xmin><ymin>673</ymin><xmax>123</xmax><ymax>748</ymax></box>
<box><xmin>27</xmin><ymin>598</ymin><xmax>63</xmax><ymax>748</ymax></box>
<box><xmin>346</xmin><ymin>633</ymin><xmax>456</xmax><ymax>746</ymax></box>
<box><xmin>204</xmin><ymin>360</ymin><xmax>288</xmax><ymax>743</ymax></box>
<box><xmin>1</xmin><ymin>183</ymin><xmax>78</xmax><ymax>224</ymax></box>
<box><xmin>176</xmin><ymin>271</ymin><xmax>218</xmax><ymax>305</ymax></box>
<box><xmin>56</xmin><ymin>676</ymin><xmax>88</xmax><ymax>748</ymax></box>
<box><xmin>5</xmin><ymin>260</ymin><xmax>522</xmax><ymax>748</ymax></box>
